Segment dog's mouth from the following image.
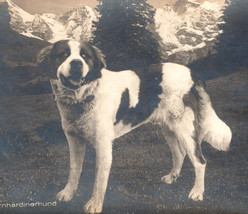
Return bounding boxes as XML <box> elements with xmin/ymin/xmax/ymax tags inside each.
<box><xmin>60</xmin><ymin>74</ymin><xmax>85</xmax><ymax>90</ymax></box>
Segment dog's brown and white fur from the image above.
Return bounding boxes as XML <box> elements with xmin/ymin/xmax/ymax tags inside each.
<box><xmin>38</xmin><ymin>40</ymin><xmax>232</xmax><ymax>213</ymax></box>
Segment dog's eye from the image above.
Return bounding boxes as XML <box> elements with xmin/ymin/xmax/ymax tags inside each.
<box><xmin>60</xmin><ymin>48</ymin><xmax>70</xmax><ymax>58</ymax></box>
<box><xmin>63</xmin><ymin>52</ymin><xmax>69</xmax><ymax>58</ymax></box>
<box><xmin>80</xmin><ymin>50</ymin><xmax>87</xmax><ymax>58</ymax></box>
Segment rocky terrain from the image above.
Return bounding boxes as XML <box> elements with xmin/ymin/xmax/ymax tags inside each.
<box><xmin>155</xmin><ymin>0</ymin><xmax>225</xmax><ymax>64</ymax></box>
<box><xmin>3</xmin><ymin>0</ymin><xmax>97</xmax><ymax>42</ymax></box>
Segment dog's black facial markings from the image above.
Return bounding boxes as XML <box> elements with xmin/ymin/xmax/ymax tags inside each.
<box><xmin>46</xmin><ymin>40</ymin><xmax>71</xmax><ymax>79</ymax></box>
<box><xmin>37</xmin><ymin>40</ymin><xmax>71</xmax><ymax>79</ymax></box>
<box><xmin>56</xmin><ymin>47</ymin><xmax>71</xmax><ymax>64</ymax></box>
<box><xmin>80</xmin><ymin>48</ymin><xmax>89</xmax><ymax>59</ymax></box>
<box><xmin>79</xmin><ymin>44</ymin><xmax>104</xmax><ymax>83</ymax></box>
<box><xmin>114</xmin><ymin>64</ymin><xmax>163</xmax><ymax>127</ymax></box>
<box><xmin>52</xmin><ymin>40</ymin><xmax>70</xmax><ymax>60</ymax></box>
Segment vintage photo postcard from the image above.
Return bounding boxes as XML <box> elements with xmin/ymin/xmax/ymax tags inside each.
<box><xmin>0</xmin><ymin>0</ymin><xmax>247</xmax><ymax>213</ymax></box>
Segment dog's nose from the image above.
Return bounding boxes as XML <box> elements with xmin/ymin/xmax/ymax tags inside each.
<box><xmin>70</xmin><ymin>60</ymin><xmax>83</xmax><ymax>70</ymax></box>
<box><xmin>69</xmin><ymin>60</ymin><xmax>83</xmax><ymax>80</ymax></box>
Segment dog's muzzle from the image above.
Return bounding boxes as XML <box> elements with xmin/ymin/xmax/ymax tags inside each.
<box><xmin>69</xmin><ymin>60</ymin><xmax>83</xmax><ymax>80</ymax></box>
<box><xmin>60</xmin><ymin>59</ymin><xmax>84</xmax><ymax>90</ymax></box>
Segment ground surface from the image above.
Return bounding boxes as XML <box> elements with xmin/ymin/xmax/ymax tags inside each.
<box><xmin>0</xmin><ymin>71</ymin><xmax>247</xmax><ymax>214</ymax></box>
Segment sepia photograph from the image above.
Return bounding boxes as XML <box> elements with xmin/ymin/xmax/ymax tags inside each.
<box><xmin>0</xmin><ymin>0</ymin><xmax>247</xmax><ymax>213</ymax></box>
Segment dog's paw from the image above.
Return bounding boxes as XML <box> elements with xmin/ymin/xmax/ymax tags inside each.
<box><xmin>84</xmin><ymin>198</ymin><xmax>103</xmax><ymax>214</ymax></box>
<box><xmin>188</xmin><ymin>186</ymin><xmax>204</xmax><ymax>201</ymax></box>
<box><xmin>161</xmin><ymin>173</ymin><xmax>178</xmax><ymax>184</ymax></box>
<box><xmin>56</xmin><ymin>187</ymin><xmax>75</xmax><ymax>202</ymax></box>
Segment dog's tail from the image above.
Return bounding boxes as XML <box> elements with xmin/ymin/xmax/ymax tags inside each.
<box><xmin>196</xmin><ymin>85</ymin><xmax>232</xmax><ymax>151</ymax></box>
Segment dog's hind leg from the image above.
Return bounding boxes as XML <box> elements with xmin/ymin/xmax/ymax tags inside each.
<box><xmin>173</xmin><ymin>107</ymin><xmax>206</xmax><ymax>201</ymax></box>
<box><xmin>56</xmin><ymin>130</ymin><xmax>86</xmax><ymax>202</ymax></box>
<box><xmin>187</xmin><ymin>141</ymin><xmax>206</xmax><ymax>201</ymax></box>
<box><xmin>161</xmin><ymin>125</ymin><xmax>186</xmax><ymax>184</ymax></box>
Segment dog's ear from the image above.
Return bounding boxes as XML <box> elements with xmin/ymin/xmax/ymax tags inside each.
<box><xmin>92</xmin><ymin>46</ymin><xmax>106</xmax><ymax>71</ymax></box>
<box><xmin>37</xmin><ymin>45</ymin><xmax>53</xmax><ymax>68</ymax></box>
<box><xmin>84</xmin><ymin>45</ymin><xmax>106</xmax><ymax>82</ymax></box>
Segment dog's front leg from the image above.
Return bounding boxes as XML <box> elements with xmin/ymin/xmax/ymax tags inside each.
<box><xmin>57</xmin><ymin>130</ymin><xmax>86</xmax><ymax>202</ymax></box>
<box><xmin>84</xmin><ymin>136</ymin><xmax>112</xmax><ymax>214</ymax></box>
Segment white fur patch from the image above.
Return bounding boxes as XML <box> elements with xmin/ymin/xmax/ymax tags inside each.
<box><xmin>174</xmin><ymin>107</ymin><xmax>195</xmax><ymax>142</ymax></box>
<box><xmin>98</xmin><ymin>68</ymin><xmax>140</xmax><ymax>108</ymax></box>
<box><xmin>151</xmin><ymin>63</ymin><xmax>193</xmax><ymax>124</ymax></box>
<box><xmin>93</xmin><ymin>69</ymin><xmax>140</xmax><ymax>138</ymax></box>
<box><xmin>162</xmin><ymin>63</ymin><xmax>194</xmax><ymax>97</ymax></box>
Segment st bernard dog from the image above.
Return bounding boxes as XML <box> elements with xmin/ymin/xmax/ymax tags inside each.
<box><xmin>38</xmin><ymin>40</ymin><xmax>232</xmax><ymax>213</ymax></box>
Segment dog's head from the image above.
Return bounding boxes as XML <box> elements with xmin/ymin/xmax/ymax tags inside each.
<box><xmin>38</xmin><ymin>40</ymin><xmax>106</xmax><ymax>90</ymax></box>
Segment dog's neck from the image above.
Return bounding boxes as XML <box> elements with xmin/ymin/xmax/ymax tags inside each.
<box><xmin>49</xmin><ymin>79</ymin><xmax>99</xmax><ymax>105</ymax></box>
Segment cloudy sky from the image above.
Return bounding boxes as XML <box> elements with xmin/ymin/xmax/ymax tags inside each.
<box><xmin>11</xmin><ymin>0</ymin><xmax>167</xmax><ymax>14</ymax></box>
<box><xmin>11</xmin><ymin>0</ymin><xmax>223</xmax><ymax>14</ymax></box>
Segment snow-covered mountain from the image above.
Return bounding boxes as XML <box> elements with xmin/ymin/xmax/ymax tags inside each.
<box><xmin>155</xmin><ymin>0</ymin><xmax>226</xmax><ymax>64</ymax></box>
<box><xmin>2</xmin><ymin>0</ymin><xmax>226</xmax><ymax>65</ymax></box>
<box><xmin>4</xmin><ymin>0</ymin><xmax>97</xmax><ymax>43</ymax></box>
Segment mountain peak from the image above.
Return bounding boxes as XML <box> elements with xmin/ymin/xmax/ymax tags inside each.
<box><xmin>4</xmin><ymin>0</ymin><xmax>97</xmax><ymax>43</ymax></box>
<box><xmin>155</xmin><ymin>0</ymin><xmax>225</xmax><ymax>65</ymax></box>
<box><xmin>162</xmin><ymin>4</ymin><xmax>174</xmax><ymax>12</ymax></box>
<box><xmin>173</xmin><ymin>0</ymin><xmax>200</xmax><ymax>15</ymax></box>
<box><xmin>201</xmin><ymin>1</ymin><xmax>222</xmax><ymax>11</ymax></box>
<box><xmin>4</xmin><ymin>0</ymin><xmax>20</xmax><ymax>9</ymax></box>
<box><xmin>60</xmin><ymin>3</ymin><xmax>95</xmax><ymax>20</ymax></box>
